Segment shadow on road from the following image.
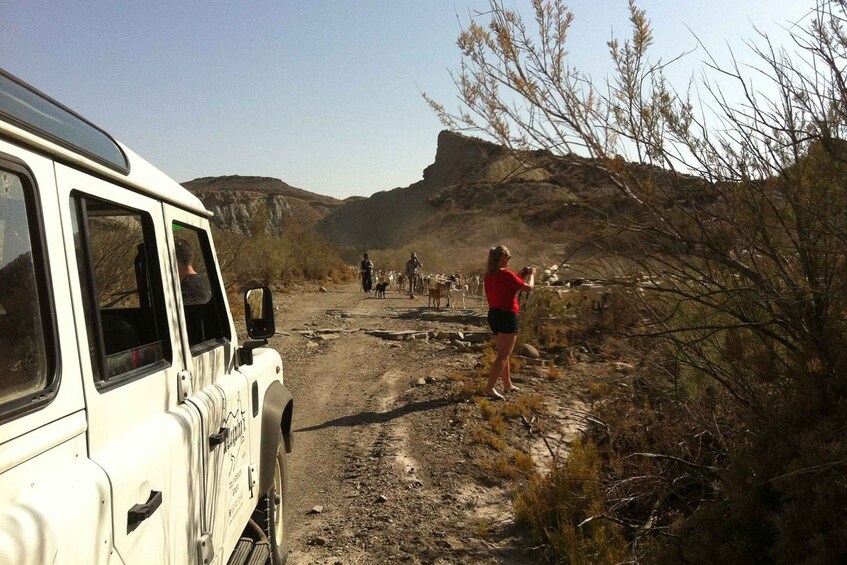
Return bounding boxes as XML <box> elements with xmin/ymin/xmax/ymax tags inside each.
<box><xmin>295</xmin><ymin>397</ymin><xmax>456</xmax><ymax>432</ymax></box>
<box><xmin>394</xmin><ymin>309</ymin><xmax>486</xmax><ymax>325</ymax></box>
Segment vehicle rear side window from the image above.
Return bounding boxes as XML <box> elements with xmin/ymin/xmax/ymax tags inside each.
<box><xmin>0</xmin><ymin>166</ymin><xmax>54</xmax><ymax>413</ymax></box>
<box><xmin>72</xmin><ymin>195</ymin><xmax>171</xmax><ymax>385</ymax></box>
<box><xmin>172</xmin><ymin>223</ymin><xmax>230</xmax><ymax>352</ymax></box>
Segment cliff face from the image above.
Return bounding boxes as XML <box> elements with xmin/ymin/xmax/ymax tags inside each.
<box><xmin>316</xmin><ymin>130</ymin><xmax>587</xmax><ymax>249</ymax></box>
<box><xmin>182</xmin><ymin>175</ymin><xmax>342</xmax><ymax>235</ymax></box>
<box><xmin>197</xmin><ymin>190</ymin><xmax>290</xmax><ymax>235</ymax></box>
<box><xmin>310</xmin><ymin>131</ymin><xmax>485</xmax><ymax>248</ymax></box>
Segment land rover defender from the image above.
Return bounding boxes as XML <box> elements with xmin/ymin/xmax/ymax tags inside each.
<box><xmin>0</xmin><ymin>68</ymin><xmax>293</xmax><ymax>564</ymax></box>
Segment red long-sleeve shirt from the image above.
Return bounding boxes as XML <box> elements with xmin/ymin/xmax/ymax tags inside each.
<box><xmin>484</xmin><ymin>269</ymin><xmax>525</xmax><ymax>313</ymax></box>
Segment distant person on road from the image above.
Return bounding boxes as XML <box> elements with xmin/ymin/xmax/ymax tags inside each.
<box><xmin>361</xmin><ymin>253</ymin><xmax>374</xmax><ymax>293</ymax></box>
<box><xmin>405</xmin><ymin>252</ymin><xmax>422</xmax><ymax>298</ymax></box>
<box><xmin>483</xmin><ymin>245</ymin><xmax>534</xmax><ymax>400</ymax></box>
<box><xmin>175</xmin><ymin>237</ymin><xmax>212</xmax><ymax>305</ymax></box>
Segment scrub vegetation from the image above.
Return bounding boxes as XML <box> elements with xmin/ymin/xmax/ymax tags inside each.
<box><xmin>213</xmin><ymin>223</ymin><xmax>353</xmax><ymax>291</ymax></box>
<box><xmin>428</xmin><ymin>0</ymin><xmax>847</xmax><ymax>562</ymax></box>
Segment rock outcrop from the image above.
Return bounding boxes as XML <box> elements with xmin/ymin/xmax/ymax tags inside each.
<box><xmin>316</xmin><ymin>130</ymin><xmax>599</xmax><ymax>249</ymax></box>
<box><xmin>181</xmin><ymin>131</ymin><xmax>626</xmax><ymax>252</ymax></box>
<box><xmin>182</xmin><ymin>175</ymin><xmax>343</xmax><ymax>235</ymax></box>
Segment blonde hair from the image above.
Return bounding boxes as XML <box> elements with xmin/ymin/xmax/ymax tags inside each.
<box><xmin>487</xmin><ymin>245</ymin><xmax>510</xmax><ymax>273</ymax></box>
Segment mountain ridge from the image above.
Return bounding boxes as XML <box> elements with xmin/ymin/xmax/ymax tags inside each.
<box><xmin>180</xmin><ymin>131</ymin><xmax>620</xmax><ymax>260</ymax></box>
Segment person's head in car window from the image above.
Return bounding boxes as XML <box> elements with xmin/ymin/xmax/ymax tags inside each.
<box><xmin>174</xmin><ymin>237</ymin><xmax>211</xmax><ymax>305</ymax></box>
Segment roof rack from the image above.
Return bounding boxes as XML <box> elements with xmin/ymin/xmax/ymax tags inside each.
<box><xmin>0</xmin><ymin>68</ymin><xmax>128</xmax><ymax>173</ymax></box>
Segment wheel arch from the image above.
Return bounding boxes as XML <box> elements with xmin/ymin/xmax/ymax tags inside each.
<box><xmin>259</xmin><ymin>380</ymin><xmax>293</xmax><ymax>495</ymax></box>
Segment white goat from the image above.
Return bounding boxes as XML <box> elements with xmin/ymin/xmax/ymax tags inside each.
<box><xmin>448</xmin><ymin>285</ymin><xmax>467</xmax><ymax>309</ymax></box>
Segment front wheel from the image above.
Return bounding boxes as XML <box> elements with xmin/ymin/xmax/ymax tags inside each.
<box><xmin>265</xmin><ymin>442</ymin><xmax>290</xmax><ymax>564</ymax></box>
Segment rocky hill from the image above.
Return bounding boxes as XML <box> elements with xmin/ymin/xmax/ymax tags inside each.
<box><xmin>182</xmin><ymin>132</ymin><xmax>629</xmax><ymax>264</ymax></box>
<box><xmin>182</xmin><ymin>175</ymin><xmax>346</xmax><ymax>235</ymax></box>
<box><xmin>316</xmin><ymin>131</ymin><xmax>624</xmax><ymax>251</ymax></box>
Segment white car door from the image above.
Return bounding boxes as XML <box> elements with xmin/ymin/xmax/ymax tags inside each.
<box><xmin>57</xmin><ymin>164</ymin><xmax>205</xmax><ymax>564</ymax></box>
<box><xmin>164</xmin><ymin>205</ymin><xmax>257</xmax><ymax>561</ymax></box>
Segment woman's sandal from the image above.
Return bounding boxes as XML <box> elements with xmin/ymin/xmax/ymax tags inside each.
<box><xmin>505</xmin><ymin>385</ymin><xmax>520</xmax><ymax>393</ymax></box>
<box><xmin>486</xmin><ymin>389</ymin><xmax>505</xmax><ymax>401</ymax></box>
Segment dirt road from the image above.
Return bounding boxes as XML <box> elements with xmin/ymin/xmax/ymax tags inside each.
<box><xmin>266</xmin><ymin>282</ymin><xmax>545</xmax><ymax>564</ymax></box>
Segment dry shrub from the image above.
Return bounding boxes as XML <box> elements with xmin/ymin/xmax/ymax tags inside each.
<box><xmin>502</xmin><ymin>394</ymin><xmax>545</xmax><ymax>420</ymax></box>
<box><xmin>475</xmin><ymin>520</ymin><xmax>491</xmax><ymax>539</ymax></box>
<box><xmin>472</xmin><ymin>427</ymin><xmax>507</xmax><ymax>451</ymax></box>
<box><xmin>547</xmin><ymin>364</ymin><xmax>564</xmax><ymax>380</ymax></box>
<box><xmin>519</xmin><ymin>395</ymin><xmax>545</xmax><ymax>413</ymax></box>
<box><xmin>514</xmin><ymin>440</ymin><xmax>628</xmax><ymax>564</ymax></box>
<box><xmin>513</xmin><ymin>450</ymin><xmax>536</xmax><ymax>477</ymax></box>
<box><xmin>487</xmin><ymin>413</ymin><xmax>507</xmax><ymax>436</ymax></box>
<box><xmin>213</xmin><ymin>224</ymin><xmax>350</xmax><ymax>290</ymax></box>
<box><xmin>586</xmin><ymin>380</ymin><xmax>612</xmax><ymax>396</ymax></box>
<box><xmin>327</xmin><ymin>266</ymin><xmax>355</xmax><ymax>284</ymax></box>
<box><xmin>520</xmin><ymin>288</ymin><xmax>641</xmax><ymax>356</ymax></box>
<box><xmin>447</xmin><ymin>370</ymin><xmax>465</xmax><ymax>382</ymax></box>
<box><xmin>510</xmin><ymin>355</ymin><xmax>523</xmax><ymax>375</ymax></box>
<box><xmin>228</xmin><ymin>290</ymin><xmax>245</xmax><ymax>317</ymax></box>
<box><xmin>88</xmin><ymin>217</ymin><xmax>144</xmax><ymax>308</ymax></box>
<box><xmin>434</xmin><ymin>2</ymin><xmax>847</xmax><ymax>561</ymax></box>
<box><xmin>484</xmin><ymin>449</ymin><xmax>536</xmax><ymax>481</ymax></box>
<box><xmin>476</xmin><ymin>346</ymin><xmax>496</xmax><ymax>378</ymax></box>
<box><xmin>519</xmin><ymin>290</ymin><xmax>568</xmax><ymax>350</ymax></box>
<box><xmin>478</xmin><ymin>398</ymin><xmax>497</xmax><ymax>420</ymax></box>
<box><xmin>581</xmin><ymin>374</ymin><xmax>734</xmax><ymax>562</ymax></box>
<box><xmin>454</xmin><ymin>376</ymin><xmax>485</xmax><ymax>400</ymax></box>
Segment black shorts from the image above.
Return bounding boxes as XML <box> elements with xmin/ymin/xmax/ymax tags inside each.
<box><xmin>487</xmin><ymin>308</ymin><xmax>518</xmax><ymax>334</ymax></box>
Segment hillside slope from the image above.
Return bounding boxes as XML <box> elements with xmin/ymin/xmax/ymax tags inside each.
<box><xmin>317</xmin><ymin>130</ymin><xmax>624</xmax><ymax>251</ymax></box>
<box><xmin>182</xmin><ymin>175</ymin><xmax>344</xmax><ymax>235</ymax></box>
<box><xmin>182</xmin><ymin>132</ymin><xmax>631</xmax><ymax>264</ymax></box>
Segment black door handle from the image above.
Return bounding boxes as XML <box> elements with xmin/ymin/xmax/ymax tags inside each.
<box><xmin>127</xmin><ymin>490</ymin><xmax>163</xmax><ymax>533</ymax></box>
<box><xmin>209</xmin><ymin>427</ymin><xmax>229</xmax><ymax>448</ymax></box>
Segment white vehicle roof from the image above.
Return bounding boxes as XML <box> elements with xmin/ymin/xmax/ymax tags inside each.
<box><xmin>0</xmin><ymin>68</ymin><xmax>208</xmax><ymax>216</ymax></box>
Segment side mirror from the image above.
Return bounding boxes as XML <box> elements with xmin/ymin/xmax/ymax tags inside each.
<box><xmin>244</xmin><ymin>285</ymin><xmax>275</xmax><ymax>340</ymax></box>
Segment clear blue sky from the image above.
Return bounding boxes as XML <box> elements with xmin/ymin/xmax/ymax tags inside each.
<box><xmin>2</xmin><ymin>1</ymin><xmax>812</xmax><ymax>199</ymax></box>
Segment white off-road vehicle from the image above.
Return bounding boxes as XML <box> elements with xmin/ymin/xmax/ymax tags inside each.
<box><xmin>0</xmin><ymin>68</ymin><xmax>293</xmax><ymax>564</ymax></box>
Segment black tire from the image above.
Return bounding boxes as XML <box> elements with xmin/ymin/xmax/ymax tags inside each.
<box><xmin>266</xmin><ymin>442</ymin><xmax>290</xmax><ymax>565</ymax></box>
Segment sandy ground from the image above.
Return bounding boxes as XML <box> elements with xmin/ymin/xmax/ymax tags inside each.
<box><xmin>266</xmin><ymin>282</ymin><xmax>588</xmax><ymax>564</ymax></box>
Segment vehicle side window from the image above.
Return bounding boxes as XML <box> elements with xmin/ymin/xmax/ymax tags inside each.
<box><xmin>71</xmin><ymin>195</ymin><xmax>171</xmax><ymax>385</ymax></box>
<box><xmin>172</xmin><ymin>223</ymin><xmax>229</xmax><ymax>352</ymax></box>
<box><xmin>0</xmin><ymin>166</ymin><xmax>54</xmax><ymax>414</ymax></box>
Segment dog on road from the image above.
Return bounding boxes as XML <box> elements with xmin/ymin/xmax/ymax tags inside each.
<box><xmin>375</xmin><ymin>281</ymin><xmax>389</xmax><ymax>298</ymax></box>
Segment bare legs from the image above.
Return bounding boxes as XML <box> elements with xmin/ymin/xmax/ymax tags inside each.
<box><xmin>486</xmin><ymin>332</ymin><xmax>518</xmax><ymax>397</ymax></box>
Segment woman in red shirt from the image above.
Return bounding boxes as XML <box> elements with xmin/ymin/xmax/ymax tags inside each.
<box><xmin>483</xmin><ymin>245</ymin><xmax>535</xmax><ymax>399</ymax></box>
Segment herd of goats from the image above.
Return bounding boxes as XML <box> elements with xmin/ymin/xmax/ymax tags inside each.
<box><xmin>354</xmin><ymin>263</ymin><xmax>611</xmax><ymax>312</ymax></box>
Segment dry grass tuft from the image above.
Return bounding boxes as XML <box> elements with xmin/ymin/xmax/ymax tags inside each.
<box><xmin>587</xmin><ymin>380</ymin><xmax>612</xmax><ymax>396</ymax></box>
<box><xmin>475</xmin><ymin>519</ymin><xmax>491</xmax><ymax>539</ymax></box>
<box><xmin>478</xmin><ymin>398</ymin><xmax>507</xmax><ymax>435</ymax></box>
<box><xmin>501</xmin><ymin>394</ymin><xmax>545</xmax><ymax>420</ymax></box>
<box><xmin>455</xmin><ymin>377</ymin><xmax>486</xmax><ymax>400</ymax></box>
<box><xmin>487</xmin><ymin>413</ymin><xmax>507</xmax><ymax>436</ymax></box>
<box><xmin>546</xmin><ymin>364</ymin><xmax>564</xmax><ymax>380</ymax></box>
<box><xmin>510</xmin><ymin>355</ymin><xmax>523</xmax><ymax>375</ymax></box>
<box><xmin>478</xmin><ymin>398</ymin><xmax>497</xmax><ymax>420</ymax></box>
<box><xmin>484</xmin><ymin>449</ymin><xmax>536</xmax><ymax>480</ymax></box>
<box><xmin>447</xmin><ymin>370</ymin><xmax>465</xmax><ymax>382</ymax></box>
<box><xmin>472</xmin><ymin>426</ymin><xmax>507</xmax><ymax>451</ymax></box>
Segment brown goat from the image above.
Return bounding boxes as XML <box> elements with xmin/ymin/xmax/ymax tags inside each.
<box><xmin>427</xmin><ymin>285</ymin><xmax>443</xmax><ymax>308</ymax></box>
